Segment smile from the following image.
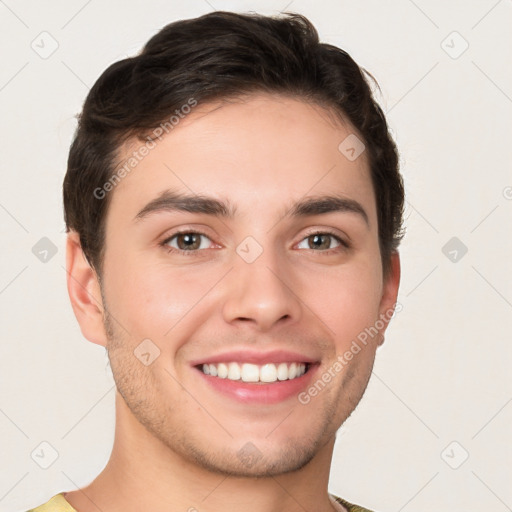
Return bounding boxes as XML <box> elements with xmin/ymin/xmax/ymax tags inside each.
<box><xmin>200</xmin><ymin>362</ymin><xmax>308</xmax><ymax>383</ymax></box>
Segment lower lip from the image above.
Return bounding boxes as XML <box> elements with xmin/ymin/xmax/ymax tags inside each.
<box><xmin>194</xmin><ymin>365</ymin><xmax>319</xmax><ymax>404</ymax></box>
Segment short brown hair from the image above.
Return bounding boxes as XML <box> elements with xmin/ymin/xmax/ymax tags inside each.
<box><xmin>63</xmin><ymin>11</ymin><xmax>405</xmax><ymax>279</ymax></box>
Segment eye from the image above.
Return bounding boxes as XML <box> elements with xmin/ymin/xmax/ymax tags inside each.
<box><xmin>296</xmin><ymin>231</ymin><xmax>349</xmax><ymax>252</ymax></box>
<box><xmin>161</xmin><ymin>231</ymin><xmax>213</xmax><ymax>254</ymax></box>
<box><xmin>160</xmin><ymin>229</ymin><xmax>350</xmax><ymax>256</ymax></box>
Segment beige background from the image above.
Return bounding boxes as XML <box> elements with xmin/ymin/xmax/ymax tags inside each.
<box><xmin>1</xmin><ymin>1</ymin><xmax>511</xmax><ymax>511</ymax></box>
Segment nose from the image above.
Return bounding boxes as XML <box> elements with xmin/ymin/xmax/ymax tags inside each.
<box><xmin>222</xmin><ymin>245</ymin><xmax>303</xmax><ymax>332</ymax></box>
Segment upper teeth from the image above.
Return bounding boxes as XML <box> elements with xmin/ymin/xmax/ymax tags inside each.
<box><xmin>201</xmin><ymin>362</ymin><xmax>307</xmax><ymax>382</ymax></box>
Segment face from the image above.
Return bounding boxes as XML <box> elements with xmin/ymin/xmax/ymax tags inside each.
<box><xmin>93</xmin><ymin>93</ymin><xmax>399</xmax><ymax>477</ymax></box>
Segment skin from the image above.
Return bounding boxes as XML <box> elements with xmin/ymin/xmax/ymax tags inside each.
<box><xmin>64</xmin><ymin>93</ymin><xmax>400</xmax><ymax>512</ymax></box>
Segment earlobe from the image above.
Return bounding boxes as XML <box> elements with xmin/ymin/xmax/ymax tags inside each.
<box><xmin>65</xmin><ymin>231</ymin><xmax>108</xmax><ymax>347</ymax></box>
<box><xmin>376</xmin><ymin>251</ymin><xmax>401</xmax><ymax>346</ymax></box>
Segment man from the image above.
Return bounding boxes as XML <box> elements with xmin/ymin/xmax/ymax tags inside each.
<box><xmin>28</xmin><ymin>10</ymin><xmax>404</xmax><ymax>512</ymax></box>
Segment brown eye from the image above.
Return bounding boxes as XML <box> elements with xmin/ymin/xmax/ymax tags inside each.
<box><xmin>309</xmin><ymin>234</ymin><xmax>335</xmax><ymax>250</ymax></box>
<box><xmin>164</xmin><ymin>232</ymin><xmax>211</xmax><ymax>252</ymax></box>
<box><xmin>297</xmin><ymin>232</ymin><xmax>345</xmax><ymax>251</ymax></box>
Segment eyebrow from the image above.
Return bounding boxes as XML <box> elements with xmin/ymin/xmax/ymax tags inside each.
<box><xmin>134</xmin><ymin>190</ymin><xmax>369</xmax><ymax>227</ymax></box>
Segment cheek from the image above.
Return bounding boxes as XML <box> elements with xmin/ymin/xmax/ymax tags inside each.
<box><xmin>107</xmin><ymin>257</ymin><xmax>221</xmax><ymax>339</ymax></box>
<box><xmin>312</xmin><ymin>262</ymin><xmax>382</xmax><ymax>347</ymax></box>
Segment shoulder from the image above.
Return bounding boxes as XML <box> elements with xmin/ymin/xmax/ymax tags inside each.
<box><xmin>25</xmin><ymin>493</ymin><xmax>77</xmax><ymax>512</ymax></box>
<box><xmin>331</xmin><ymin>493</ymin><xmax>377</xmax><ymax>512</ymax></box>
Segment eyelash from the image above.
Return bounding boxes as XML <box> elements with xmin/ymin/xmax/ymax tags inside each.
<box><xmin>160</xmin><ymin>229</ymin><xmax>350</xmax><ymax>257</ymax></box>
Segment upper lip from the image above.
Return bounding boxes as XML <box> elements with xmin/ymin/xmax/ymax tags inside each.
<box><xmin>190</xmin><ymin>349</ymin><xmax>319</xmax><ymax>366</ymax></box>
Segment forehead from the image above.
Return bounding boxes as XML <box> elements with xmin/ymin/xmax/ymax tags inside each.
<box><xmin>107</xmin><ymin>93</ymin><xmax>376</xmax><ymax>228</ymax></box>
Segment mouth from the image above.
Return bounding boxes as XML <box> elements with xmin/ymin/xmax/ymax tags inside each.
<box><xmin>191</xmin><ymin>351</ymin><xmax>320</xmax><ymax>404</ymax></box>
<box><xmin>196</xmin><ymin>361</ymin><xmax>310</xmax><ymax>383</ymax></box>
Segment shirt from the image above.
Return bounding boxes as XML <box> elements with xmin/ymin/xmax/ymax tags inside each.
<box><xmin>26</xmin><ymin>492</ymin><xmax>375</xmax><ymax>512</ymax></box>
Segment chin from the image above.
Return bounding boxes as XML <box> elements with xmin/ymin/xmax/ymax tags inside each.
<box><xmin>182</xmin><ymin>439</ymin><xmax>321</xmax><ymax>478</ymax></box>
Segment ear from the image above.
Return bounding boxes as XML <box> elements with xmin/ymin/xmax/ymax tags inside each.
<box><xmin>65</xmin><ymin>231</ymin><xmax>108</xmax><ymax>347</ymax></box>
<box><xmin>376</xmin><ymin>251</ymin><xmax>401</xmax><ymax>346</ymax></box>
